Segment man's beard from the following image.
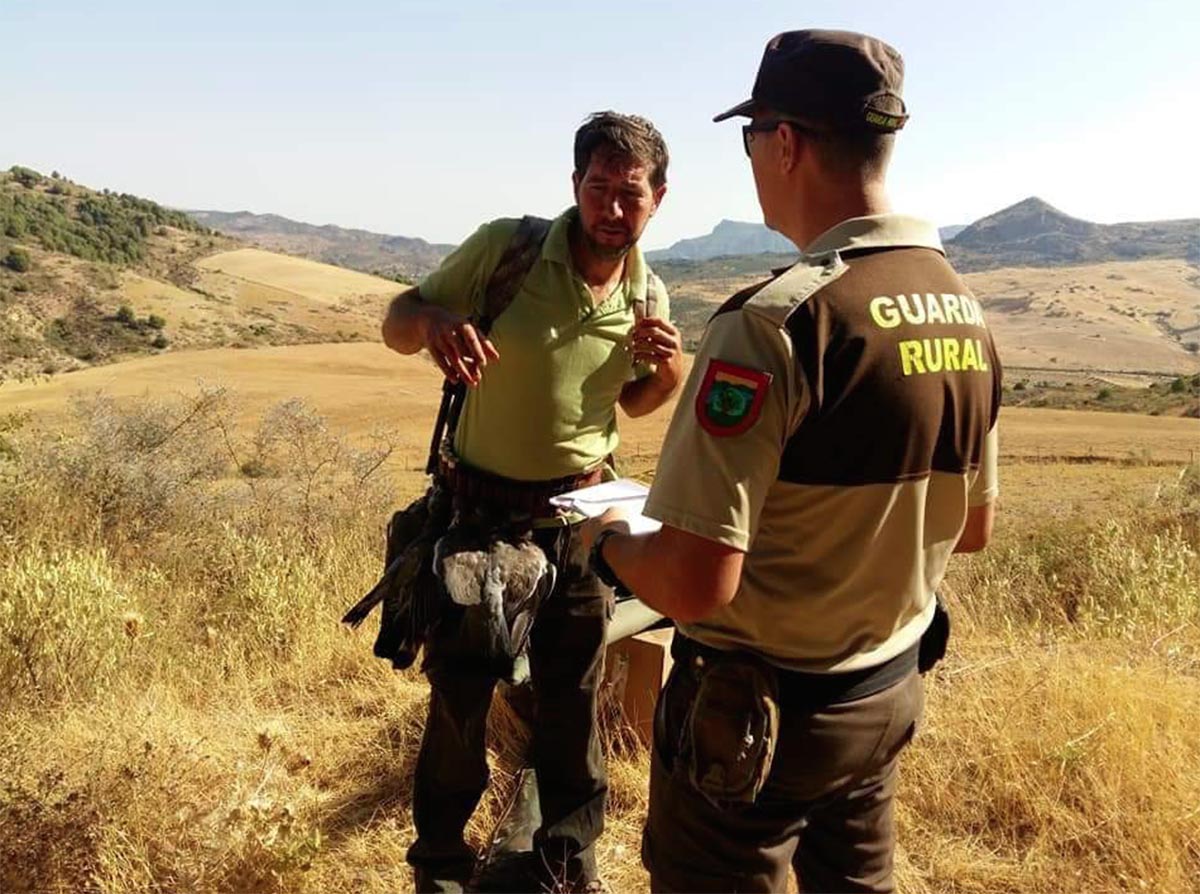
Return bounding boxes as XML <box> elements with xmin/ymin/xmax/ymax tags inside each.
<box><xmin>581</xmin><ymin>223</ymin><xmax>637</xmax><ymax>261</ymax></box>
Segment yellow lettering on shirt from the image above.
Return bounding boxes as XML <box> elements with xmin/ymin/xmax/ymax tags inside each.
<box><xmin>943</xmin><ymin>337</ymin><xmax>961</xmax><ymax>371</ymax></box>
<box><xmin>925</xmin><ymin>294</ymin><xmax>946</xmax><ymax>324</ymax></box>
<box><xmin>896</xmin><ymin>337</ymin><xmax>995</xmax><ymax>376</ymax></box>
<box><xmin>899</xmin><ymin>340</ymin><xmax>926</xmax><ymax>376</ymax></box>
<box><xmin>924</xmin><ymin>338</ymin><xmax>944</xmax><ymax>373</ymax></box>
<box><xmin>942</xmin><ymin>293</ymin><xmax>964</xmax><ymax>324</ymax></box>
<box><xmin>899</xmin><ymin>294</ymin><xmax>926</xmax><ymax>325</ymax></box>
<box><xmin>961</xmin><ymin>337</ymin><xmax>979</xmax><ymax>371</ymax></box>
<box><xmin>869</xmin><ymin>292</ymin><xmax>992</xmax><ymax>332</ymax></box>
<box><xmin>870</xmin><ymin>296</ymin><xmax>902</xmax><ymax>328</ymax></box>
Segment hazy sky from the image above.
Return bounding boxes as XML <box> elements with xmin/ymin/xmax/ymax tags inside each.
<box><xmin>3</xmin><ymin>0</ymin><xmax>1198</xmax><ymax>250</ymax></box>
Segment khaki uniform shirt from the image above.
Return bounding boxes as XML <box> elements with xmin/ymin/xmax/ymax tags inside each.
<box><xmin>644</xmin><ymin>215</ymin><xmax>1001</xmax><ymax>673</ymax></box>
<box><xmin>419</xmin><ymin>207</ymin><xmax>669</xmax><ymax>481</ymax></box>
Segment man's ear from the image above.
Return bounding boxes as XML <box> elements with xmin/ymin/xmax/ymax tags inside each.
<box><xmin>651</xmin><ymin>183</ymin><xmax>667</xmax><ymax>215</ymax></box>
<box><xmin>778</xmin><ymin>124</ymin><xmax>801</xmax><ymax>173</ymax></box>
<box><xmin>572</xmin><ymin>170</ymin><xmax>582</xmax><ymax>201</ymax></box>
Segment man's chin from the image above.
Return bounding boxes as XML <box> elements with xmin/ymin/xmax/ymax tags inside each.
<box><xmin>585</xmin><ymin>234</ymin><xmax>634</xmax><ymax>261</ymax></box>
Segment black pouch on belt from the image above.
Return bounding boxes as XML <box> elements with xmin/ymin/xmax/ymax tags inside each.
<box><xmin>918</xmin><ymin>593</ymin><xmax>951</xmax><ymax>674</ymax></box>
<box><xmin>685</xmin><ymin>654</ymin><xmax>781</xmax><ymax>806</ymax></box>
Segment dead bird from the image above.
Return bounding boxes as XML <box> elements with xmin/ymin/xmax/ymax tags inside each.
<box><xmin>433</xmin><ymin>524</ymin><xmax>556</xmax><ymax>683</ymax></box>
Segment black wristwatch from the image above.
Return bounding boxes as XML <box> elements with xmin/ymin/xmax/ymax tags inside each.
<box><xmin>590</xmin><ymin>528</ymin><xmax>632</xmax><ymax>597</ymax></box>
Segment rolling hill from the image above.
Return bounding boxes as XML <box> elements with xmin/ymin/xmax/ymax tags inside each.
<box><xmin>187</xmin><ymin>209</ymin><xmax>453</xmax><ymax>280</ymax></box>
<box><xmin>0</xmin><ymin>167</ymin><xmax>401</xmax><ymax>380</ymax></box>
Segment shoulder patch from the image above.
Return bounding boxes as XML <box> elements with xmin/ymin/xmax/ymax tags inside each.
<box><xmin>695</xmin><ymin>359</ymin><xmax>773</xmax><ymax>436</ymax></box>
<box><xmin>743</xmin><ymin>250</ymin><xmax>848</xmax><ymax>326</ymax></box>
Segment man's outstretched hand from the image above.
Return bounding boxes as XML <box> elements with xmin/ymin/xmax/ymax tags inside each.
<box><xmin>420</xmin><ymin>307</ymin><xmax>500</xmax><ymax>387</ymax></box>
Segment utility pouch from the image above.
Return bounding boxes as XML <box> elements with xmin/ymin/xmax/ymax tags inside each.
<box><xmin>918</xmin><ymin>594</ymin><xmax>951</xmax><ymax>674</ymax></box>
<box><xmin>685</xmin><ymin>654</ymin><xmax>781</xmax><ymax>806</ymax></box>
<box><xmin>341</xmin><ymin>483</ymin><xmax>452</xmax><ymax>670</ymax></box>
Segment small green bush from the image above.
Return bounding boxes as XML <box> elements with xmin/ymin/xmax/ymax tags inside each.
<box><xmin>3</xmin><ymin>247</ymin><xmax>31</xmax><ymax>273</ymax></box>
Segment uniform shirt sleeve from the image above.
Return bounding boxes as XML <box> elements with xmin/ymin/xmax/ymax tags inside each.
<box><xmin>968</xmin><ymin>424</ymin><xmax>1000</xmax><ymax>506</ymax></box>
<box><xmin>416</xmin><ymin>220</ymin><xmax>513</xmax><ymax>317</ymax></box>
<box><xmin>644</xmin><ymin>308</ymin><xmax>800</xmax><ymax>551</ymax></box>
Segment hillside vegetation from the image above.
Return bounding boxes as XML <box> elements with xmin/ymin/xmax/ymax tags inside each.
<box><xmin>0</xmin><ymin>384</ymin><xmax>1197</xmax><ymax>893</ymax></box>
<box><xmin>1</xmin><ymin>166</ymin><xmax>208</xmax><ymax>265</ymax></box>
<box><xmin>0</xmin><ymin>168</ymin><xmax>399</xmax><ymax>380</ymax></box>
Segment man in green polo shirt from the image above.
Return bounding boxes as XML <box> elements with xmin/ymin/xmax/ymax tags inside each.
<box><xmin>381</xmin><ymin>111</ymin><xmax>681</xmax><ymax>893</ymax></box>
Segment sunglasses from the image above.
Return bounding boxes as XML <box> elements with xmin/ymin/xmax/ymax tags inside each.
<box><xmin>741</xmin><ymin>119</ymin><xmax>817</xmax><ymax>157</ymax></box>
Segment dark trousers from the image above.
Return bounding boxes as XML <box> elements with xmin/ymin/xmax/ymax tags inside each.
<box><xmin>407</xmin><ymin>523</ymin><xmax>610</xmax><ymax>889</ymax></box>
<box><xmin>642</xmin><ymin>653</ymin><xmax>925</xmax><ymax>894</ymax></box>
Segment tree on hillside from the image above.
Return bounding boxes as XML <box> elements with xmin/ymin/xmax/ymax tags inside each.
<box><xmin>10</xmin><ymin>167</ymin><xmax>42</xmax><ymax>188</ymax></box>
<box><xmin>3</xmin><ymin>247</ymin><xmax>31</xmax><ymax>273</ymax></box>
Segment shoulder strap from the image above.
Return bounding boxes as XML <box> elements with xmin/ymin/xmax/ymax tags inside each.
<box><xmin>425</xmin><ymin>215</ymin><xmax>552</xmax><ymax>475</ymax></box>
<box><xmin>476</xmin><ymin>215</ymin><xmax>553</xmax><ymax>334</ymax></box>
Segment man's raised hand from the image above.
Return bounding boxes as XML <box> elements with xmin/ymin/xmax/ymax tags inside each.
<box><xmin>421</xmin><ymin>307</ymin><xmax>500</xmax><ymax>387</ymax></box>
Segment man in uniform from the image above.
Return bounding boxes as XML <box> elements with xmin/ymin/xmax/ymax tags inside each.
<box><xmin>381</xmin><ymin>111</ymin><xmax>682</xmax><ymax>893</ymax></box>
<box><xmin>584</xmin><ymin>31</ymin><xmax>1001</xmax><ymax>893</ymax></box>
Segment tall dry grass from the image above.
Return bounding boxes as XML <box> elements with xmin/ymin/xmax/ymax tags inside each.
<box><xmin>1</xmin><ymin>393</ymin><xmax>1197</xmax><ymax>893</ymax></box>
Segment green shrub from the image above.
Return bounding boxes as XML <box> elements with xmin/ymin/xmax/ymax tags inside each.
<box><xmin>10</xmin><ymin>166</ymin><xmax>41</xmax><ymax>188</ymax></box>
<box><xmin>3</xmin><ymin>247</ymin><xmax>31</xmax><ymax>273</ymax></box>
<box><xmin>114</xmin><ymin>305</ymin><xmax>135</xmax><ymax>325</ymax></box>
<box><xmin>0</xmin><ymin>173</ymin><xmax>205</xmax><ymax>267</ymax></box>
<box><xmin>146</xmin><ymin>314</ymin><xmax>166</xmax><ymax>330</ymax></box>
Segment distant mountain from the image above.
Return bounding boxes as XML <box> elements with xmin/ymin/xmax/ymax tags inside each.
<box><xmin>647</xmin><ymin>201</ymin><xmax>1198</xmax><ymax>271</ymax></box>
<box><xmin>648</xmin><ymin>220</ymin><xmax>795</xmax><ymax>261</ymax></box>
<box><xmin>650</xmin><ymin>219</ymin><xmax>970</xmax><ymax>262</ymax></box>
<box><xmin>187</xmin><ymin>210</ymin><xmax>454</xmax><ymax>280</ymax></box>
<box><xmin>944</xmin><ymin>197</ymin><xmax>1199</xmax><ymax>271</ymax></box>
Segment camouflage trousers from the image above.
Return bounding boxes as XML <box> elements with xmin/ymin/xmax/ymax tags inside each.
<box><xmin>406</xmin><ymin>521</ymin><xmax>611</xmax><ymax>892</ymax></box>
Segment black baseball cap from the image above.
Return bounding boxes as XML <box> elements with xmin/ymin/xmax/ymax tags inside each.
<box><xmin>714</xmin><ymin>29</ymin><xmax>909</xmax><ymax>132</ymax></box>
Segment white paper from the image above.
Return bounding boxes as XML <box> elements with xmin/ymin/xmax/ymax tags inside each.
<box><xmin>550</xmin><ymin>478</ymin><xmax>662</xmax><ymax>535</ymax></box>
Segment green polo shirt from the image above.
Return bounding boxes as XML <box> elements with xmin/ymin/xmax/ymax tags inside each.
<box><xmin>418</xmin><ymin>207</ymin><xmax>670</xmax><ymax>481</ymax></box>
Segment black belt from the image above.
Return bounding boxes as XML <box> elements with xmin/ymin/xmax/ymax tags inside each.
<box><xmin>672</xmin><ymin>634</ymin><xmax>918</xmax><ymax>710</ymax></box>
<box><xmin>437</xmin><ymin>457</ymin><xmax>605</xmax><ymax>518</ymax></box>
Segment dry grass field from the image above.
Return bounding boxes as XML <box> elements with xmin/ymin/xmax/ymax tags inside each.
<box><xmin>1</xmin><ymin>341</ymin><xmax>1198</xmax><ymax>893</ymax></box>
<box><xmin>194</xmin><ymin>249</ymin><xmax>402</xmax><ymax>307</ymax></box>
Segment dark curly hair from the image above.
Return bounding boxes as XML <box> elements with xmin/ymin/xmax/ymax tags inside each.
<box><xmin>573</xmin><ymin>111</ymin><xmax>669</xmax><ymax>189</ymax></box>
